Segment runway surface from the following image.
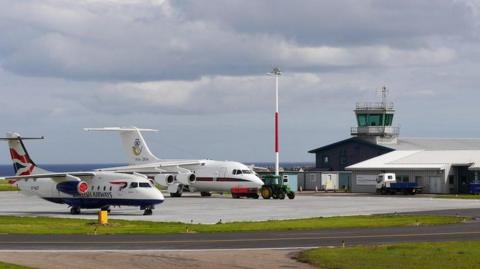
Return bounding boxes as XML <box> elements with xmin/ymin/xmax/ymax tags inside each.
<box><xmin>1</xmin><ymin>221</ymin><xmax>480</xmax><ymax>251</ymax></box>
<box><xmin>2</xmin><ymin>192</ymin><xmax>480</xmax><ymax>223</ymax></box>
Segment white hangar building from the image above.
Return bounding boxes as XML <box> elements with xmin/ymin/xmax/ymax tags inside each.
<box><xmin>347</xmin><ymin>141</ymin><xmax>480</xmax><ymax>193</ymax></box>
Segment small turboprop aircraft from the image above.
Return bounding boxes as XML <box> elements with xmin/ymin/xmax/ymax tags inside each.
<box><xmin>1</xmin><ymin>132</ymin><xmax>164</xmax><ymax>215</ymax></box>
<box><xmin>84</xmin><ymin>127</ymin><xmax>264</xmax><ymax>198</ymax></box>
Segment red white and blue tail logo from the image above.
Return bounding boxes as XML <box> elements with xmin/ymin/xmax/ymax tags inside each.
<box><xmin>10</xmin><ymin>148</ymin><xmax>35</xmax><ymax>176</ymax></box>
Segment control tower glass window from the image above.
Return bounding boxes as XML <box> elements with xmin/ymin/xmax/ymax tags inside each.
<box><xmin>385</xmin><ymin>114</ymin><xmax>393</xmax><ymax>126</ymax></box>
<box><xmin>368</xmin><ymin>114</ymin><xmax>383</xmax><ymax>126</ymax></box>
<box><xmin>357</xmin><ymin>114</ymin><xmax>367</xmax><ymax>127</ymax></box>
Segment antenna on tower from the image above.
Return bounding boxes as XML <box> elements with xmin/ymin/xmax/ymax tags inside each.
<box><xmin>376</xmin><ymin>86</ymin><xmax>388</xmax><ymax>108</ymax></box>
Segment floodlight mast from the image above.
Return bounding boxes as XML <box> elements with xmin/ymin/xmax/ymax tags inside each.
<box><xmin>268</xmin><ymin>67</ymin><xmax>282</xmax><ymax>176</ymax></box>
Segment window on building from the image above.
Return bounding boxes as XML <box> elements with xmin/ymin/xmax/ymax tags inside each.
<box><xmin>448</xmin><ymin>175</ymin><xmax>454</xmax><ymax>185</ymax></box>
<box><xmin>384</xmin><ymin>114</ymin><xmax>394</xmax><ymax>126</ymax></box>
<box><xmin>368</xmin><ymin>114</ymin><xmax>383</xmax><ymax>126</ymax></box>
<box><xmin>357</xmin><ymin>114</ymin><xmax>368</xmax><ymax>127</ymax></box>
<box><xmin>323</xmin><ymin>156</ymin><xmax>329</xmax><ymax>164</ymax></box>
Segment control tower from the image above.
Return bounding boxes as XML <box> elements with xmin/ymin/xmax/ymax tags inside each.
<box><xmin>351</xmin><ymin>87</ymin><xmax>399</xmax><ymax>144</ymax></box>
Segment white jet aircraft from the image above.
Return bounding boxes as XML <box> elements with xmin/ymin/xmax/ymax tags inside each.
<box><xmin>84</xmin><ymin>127</ymin><xmax>264</xmax><ymax>198</ymax></box>
<box><xmin>1</xmin><ymin>133</ymin><xmax>164</xmax><ymax>215</ymax></box>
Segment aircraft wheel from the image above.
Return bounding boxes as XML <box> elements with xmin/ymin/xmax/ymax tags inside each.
<box><xmin>70</xmin><ymin>207</ymin><xmax>81</xmax><ymax>215</ymax></box>
<box><xmin>278</xmin><ymin>192</ymin><xmax>286</xmax><ymax>200</ymax></box>
<box><xmin>101</xmin><ymin>206</ymin><xmax>111</xmax><ymax>213</ymax></box>
<box><xmin>287</xmin><ymin>192</ymin><xmax>295</xmax><ymax>199</ymax></box>
<box><xmin>200</xmin><ymin>192</ymin><xmax>212</xmax><ymax>197</ymax></box>
<box><xmin>143</xmin><ymin>209</ymin><xmax>153</xmax><ymax>215</ymax></box>
<box><xmin>252</xmin><ymin>193</ymin><xmax>259</xmax><ymax>199</ymax></box>
<box><xmin>261</xmin><ymin>186</ymin><xmax>272</xmax><ymax>199</ymax></box>
<box><xmin>272</xmin><ymin>192</ymin><xmax>279</xmax><ymax>199</ymax></box>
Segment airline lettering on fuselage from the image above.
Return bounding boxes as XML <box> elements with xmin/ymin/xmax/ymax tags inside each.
<box><xmin>74</xmin><ymin>192</ymin><xmax>113</xmax><ymax>199</ymax></box>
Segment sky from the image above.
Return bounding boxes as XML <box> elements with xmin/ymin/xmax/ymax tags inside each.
<box><xmin>1</xmin><ymin>0</ymin><xmax>480</xmax><ymax>164</ymax></box>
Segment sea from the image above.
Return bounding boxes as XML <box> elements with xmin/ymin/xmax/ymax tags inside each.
<box><xmin>0</xmin><ymin>162</ymin><xmax>314</xmax><ymax>176</ymax></box>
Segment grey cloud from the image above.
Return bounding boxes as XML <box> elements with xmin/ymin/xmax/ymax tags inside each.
<box><xmin>0</xmin><ymin>0</ymin><xmax>469</xmax><ymax>82</ymax></box>
<box><xmin>173</xmin><ymin>0</ymin><xmax>475</xmax><ymax>47</ymax></box>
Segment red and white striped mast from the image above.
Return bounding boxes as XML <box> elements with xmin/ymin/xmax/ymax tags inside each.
<box><xmin>268</xmin><ymin>67</ymin><xmax>282</xmax><ymax>176</ymax></box>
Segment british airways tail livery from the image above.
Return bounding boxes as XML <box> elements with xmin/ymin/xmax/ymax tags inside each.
<box><xmin>1</xmin><ymin>132</ymin><xmax>164</xmax><ymax>215</ymax></box>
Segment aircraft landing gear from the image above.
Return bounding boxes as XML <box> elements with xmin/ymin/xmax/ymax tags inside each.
<box><xmin>170</xmin><ymin>185</ymin><xmax>183</xmax><ymax>197</ymax></box>
<box><xmin>142</xmin><ymin>205</ymin><xmax>154</xmax><ymax>215</ymax></box>
<box><xmin>200</xmin><ymin>192</ymin><xmax>212</xmax><ymax>197</ymax></box>
<box><xmin>70</xmin><ymin>207</ymin><xmax>81</xmax><ymax>215</ymax></box>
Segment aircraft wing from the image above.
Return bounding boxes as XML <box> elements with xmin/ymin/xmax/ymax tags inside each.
<box><xmin>97</xmin><ymin>160</ymin><xmax>203</xmax><ymax>173</ymax></box>
<box><xmin>4</xmin><ymin>172</ymin><xmax>96</xmax><ymax>181</ymax></box>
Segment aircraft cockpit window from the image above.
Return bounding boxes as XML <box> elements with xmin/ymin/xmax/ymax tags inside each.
<box><xmin>130</xmin><ymin>182</ymin><xmax>138</xmax><ymax>188</ymax></box>
<box><xmin>139</xmin><ymin>182</ymin><xmax>151</xmax><ymax>188</ymax></box>
<box><xmin>242</xmin><ymin>170</ymin><xmax>252</xmax><ymax>174</ymax></box>
<box><xmin>232</xmin><ymin>169</ymin><xmax>237</xmax><ymax>175</ymax></box>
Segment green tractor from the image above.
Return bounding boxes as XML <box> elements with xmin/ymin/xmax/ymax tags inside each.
<box><xmin>260</xmin><ymin>175</ymin><xmax>295</xmax><ymax>200</ymax></box>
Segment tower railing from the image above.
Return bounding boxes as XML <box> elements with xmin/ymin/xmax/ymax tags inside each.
<box><xmin>355</xmin><ymin>102</ymin><xmax>394</xmax><ymax>110</ymax></box>
<box><xmin>351</xmin><ymin>126</ymin><xmax>400</xmax><ymax>137</ymax></box>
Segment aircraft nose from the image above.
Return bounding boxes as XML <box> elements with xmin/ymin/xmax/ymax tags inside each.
<box><xmin>253</xmin><ymin>176</ymin><xmax>264</xmax><ymax>187</ymax></box>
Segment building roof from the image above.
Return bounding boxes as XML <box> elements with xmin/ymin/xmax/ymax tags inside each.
<box><xmin>383</xmin><ymin>138</ymin><xmax>480</xmax><ymax>150</ymax></box>
<box><xmin>346</xmin><ymin>150</ymin><xmax>480</xmax><ymax>171</ymax></box>
<box><xmin>308</xmin><ymin>137</ymin><xmax>393</xmax><ymax>153</ymax></box>
<box><xmin>309</xmin><ymin>137</ymin><xmax>480</xmax><ymax>154</ymax></box>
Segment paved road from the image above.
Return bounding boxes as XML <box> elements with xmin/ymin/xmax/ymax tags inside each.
<box><xmin>1</xmin><ymin>221</ymin><xmax>480</xmax><ymax>251</ymax></box>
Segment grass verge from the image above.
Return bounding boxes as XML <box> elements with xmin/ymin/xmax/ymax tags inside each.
<box><xmin>434</xmin><ymin>194</ymin><xmax>480</xmax><ymax>199</ymax></box>
<box><xmin>0</xmin><ymin>180</ymin><xmax>17</xmax><ymax>191</ymax></box>
<box><xmin>297</xmin><ymin>241</ymin><xmax>480</xmax><ymax>269</ymax></box>
<box><xmin>0</xmin><ymin>214</ymin><xmax>466</xmax><ymax>235</ymax></box>
<box><xmin>0</xmin><ymin>261</ymin><xmax>35</xmax><ymax>269</ymax></box>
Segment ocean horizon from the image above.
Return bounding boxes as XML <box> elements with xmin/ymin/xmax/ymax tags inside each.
<box><xmin>0</xmin><ymin>162</ymin><xmax>314</xmax><ymax>176</ymax></box>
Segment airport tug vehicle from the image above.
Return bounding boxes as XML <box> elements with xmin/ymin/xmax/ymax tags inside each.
<box><xmin>260</xmin><ymin>175</ymin><xmax>295</xmax><ymax>200</ymax></box>
<box><xmin>376</xmin><ymin>173</ymin><xmax>422</xmax><ymax>195</ymax></box>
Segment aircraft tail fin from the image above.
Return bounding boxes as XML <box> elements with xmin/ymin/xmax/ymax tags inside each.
<box><xmin>84</xmin><ymin>127</ymin><xmax>160</xmax><ymax>165</ymax></box>
<box><xmin>0</xmin><ymin>133</ymin><xmax>49</xmax><ymax>176</ymax></box>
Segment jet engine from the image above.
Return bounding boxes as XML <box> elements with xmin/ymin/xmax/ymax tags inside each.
<box><xmin>56</xmin><ymin>181</ymin><xmax>89</xmax><ymax>195</ymax></box>
<box><xmin>154</xmin><ymin>174</ymin><xmax>176</xmax><ymax>186</ymax></box>
<box><xmin>176</xmin><ymin>173</ymin><xmax>196</xmax><ymax>185</ymax></box>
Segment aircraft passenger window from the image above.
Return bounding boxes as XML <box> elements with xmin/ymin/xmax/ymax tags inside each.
<box><xmin>91</xmin><ymin>186</ymin><xmax>94</xmax><ymax>191</ymax></box>
<box><xmin>97</xmin><ymin>186</ymin><xmax>100</xmax><ymax>191</ymax></box>
<box><xmin>130</xmin><ymin>182</ymin><xmax>138</xmax><ymax>188</ymax></box>
<box><xmin>103</xmin><ymin>186</ymin><xmax>106</xmax><ymax>191</ymax></box>
<box><xmin>139</xmin><ymin>182</ymin><xmax>151</xmax><ymax>188</ymax></box>
<box><xmin>109</xmin><ymin>186</ymin><xmax>112</xmax><ymax>191</ymax></box>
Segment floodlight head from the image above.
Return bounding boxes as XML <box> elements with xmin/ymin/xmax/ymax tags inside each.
<box><xmin>271</xmin><ymin>67</ymin><xmax>282</xmax><ymax>75</ymax></box>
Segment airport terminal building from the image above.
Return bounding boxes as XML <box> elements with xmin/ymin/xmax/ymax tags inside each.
<box><xmin>307</xmin><ymin>89</ymin><xmax>480</xmax><ymax>194</ymax></box>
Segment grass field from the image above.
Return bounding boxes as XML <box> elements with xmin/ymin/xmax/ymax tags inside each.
<box><xmin>0</xmin><ymin>214</ymin><xmax>466</xmax><ymax>235</ymax></box>
<box><xmin>297</xmin><ymin>241</ymin><xmax>480</xmax><ymax>269</ymax></box>
<box><xmin>434</xmin><ymin>194</ymin><xmax>480</xmax><ymax>199</ymax></box>
<box><xmin>0</xmin><ymin>261</ymin><xmax>35</xmax><ymax>269</ymax></box>
<box><xmin>0</xmin><ymin>179</ymin><xmax>17</xmax><ymax>191</ymax></box>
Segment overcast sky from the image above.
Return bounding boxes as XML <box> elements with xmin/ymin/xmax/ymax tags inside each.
<box><xmin>1</xmin><ymin>0</ymin><xmax>480</xmax><ymax>164</ymax></box>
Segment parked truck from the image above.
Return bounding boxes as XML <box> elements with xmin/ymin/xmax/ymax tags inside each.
<box><xmin>376</xmin><ymin>173</ymin><xmax>422</xmax><ymax>195</ymax></box>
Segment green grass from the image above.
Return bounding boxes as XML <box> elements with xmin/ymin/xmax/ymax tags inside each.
<box><xmin>0</xmin><ymin>214</ymin><xmax>466</xmax><ymax>235</ymax></box>
<box><xmin>0</xmin><ymin>179</ymin><xmax>17</xmax><ymax>191</ymax></box>
<box><xmin>434</xmin><ymin>194</ymin><xmax>480</xmax><ymax>199</ymax></box>
<box><xmin>297</xmin><ymin>241</ymin><xmax>480</xmax><ymax>269</ymax></box>
<box><xmin>0</xmin><ymin>261</ymin><xmax>35</xmax><ymax>269</ymax></box>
